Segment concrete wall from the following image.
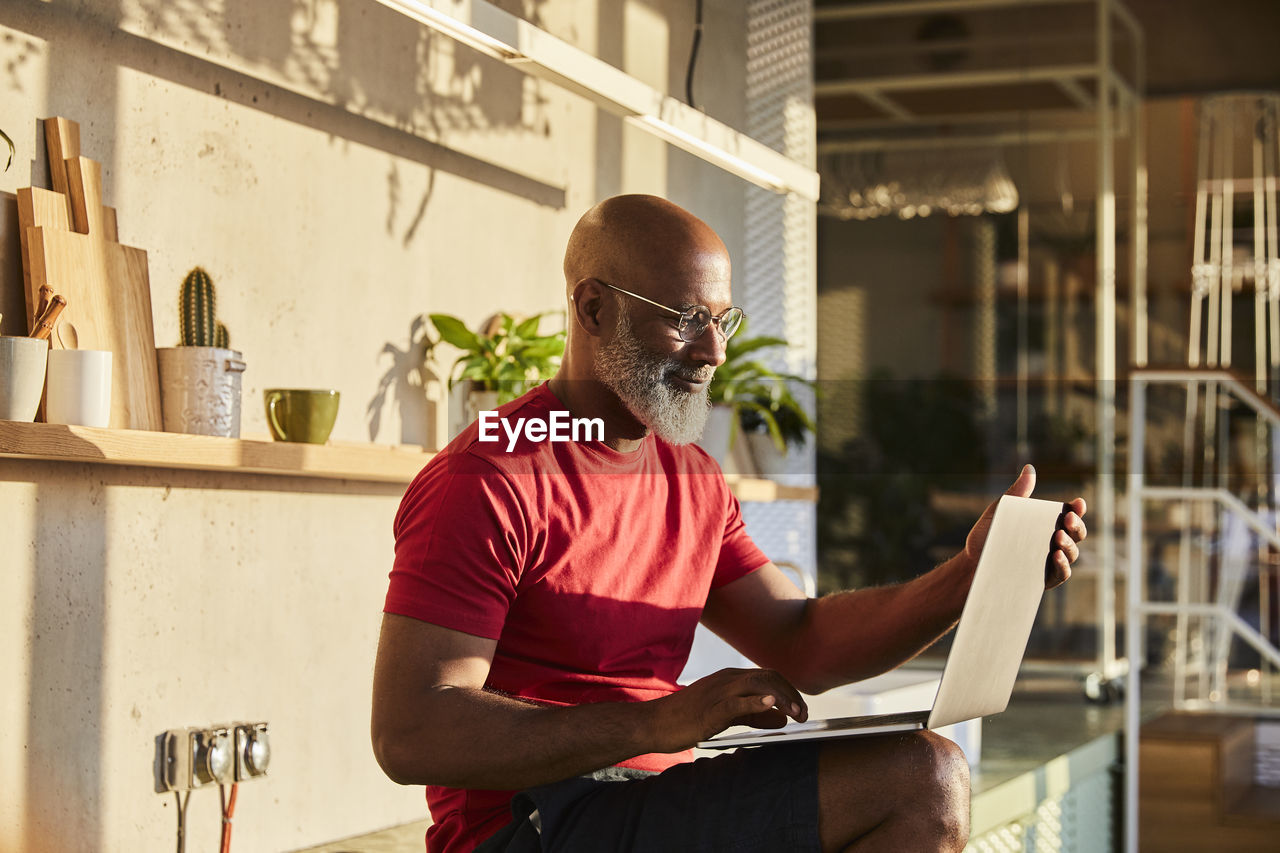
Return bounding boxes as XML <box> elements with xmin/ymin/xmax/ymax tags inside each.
<box><xmin>0</xmin><ymin>1</ymin><xmax>753</xmax><ymax>849</ymax></box>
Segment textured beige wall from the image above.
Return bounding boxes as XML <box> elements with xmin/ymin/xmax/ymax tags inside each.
<box><xmin>0</xmin><ymin>0</ymin><xmax>749</xmax><ymax>849</ymax></box>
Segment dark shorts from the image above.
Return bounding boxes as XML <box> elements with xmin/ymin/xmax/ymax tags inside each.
<box><xmin>474</xmin><ymin>743</ymin><xmax>821</xmax><ymax>853</ymax></box>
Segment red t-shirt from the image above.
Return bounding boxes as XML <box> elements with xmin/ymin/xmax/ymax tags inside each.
<box><xmin>384</xmin><ymin>383</ymin><xmax>768</xmax><ymax>853</ymax></box>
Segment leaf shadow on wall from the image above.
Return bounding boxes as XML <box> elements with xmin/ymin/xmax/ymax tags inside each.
<box><xmin>368</xmin><ymin>313</ymin><xmax>436</xmax><ymax>447</ymax></box>
<box><xmin>0</xmin><ymin>1</ymin><xmax>566</xmax><ymax>217</ymax></box>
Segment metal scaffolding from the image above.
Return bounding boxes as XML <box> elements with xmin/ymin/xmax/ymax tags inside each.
<box><xmin>815</xmin><ymin>0</ymin><xmax>1146</xmax><ymax>691</ymax></box>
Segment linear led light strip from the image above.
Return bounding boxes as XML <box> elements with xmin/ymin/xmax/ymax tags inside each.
<box><xmin>370</xmin><ymin>0</ymin><xmax>819</xmax><ymax>201</ymax></box>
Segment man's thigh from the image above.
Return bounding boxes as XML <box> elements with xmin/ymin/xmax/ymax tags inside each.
<box><xmin>482</xmin><ymin>743</ymin><xmax>821</xmax><ymax>853</ymax></box>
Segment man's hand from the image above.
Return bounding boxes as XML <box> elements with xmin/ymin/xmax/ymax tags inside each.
<box><xmin>648</xmin><ymin>668</ymin><xmax>808</xmax><ymax>753</ymax></box>
<box><xmin>963</xmin><ymin>464</ymin><xmax>1087</xmax><ymax>590</ymax></box>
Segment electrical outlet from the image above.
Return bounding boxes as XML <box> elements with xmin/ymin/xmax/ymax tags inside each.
<box><xmin>156</xmin><ymin>726</ymin><xmax>235</xmax><ymax>792</ymax></box>
<box><xmin>233</xmin><ymin>722</ymin><xmax>270</xmax><ymax>781</ymax></box>
<box><xmin>191</xmin><ymin>726</ymin><xmax>235</xmax><ymax>788</ymax></box>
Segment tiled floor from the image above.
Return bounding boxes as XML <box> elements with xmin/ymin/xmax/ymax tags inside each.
<box><xmin>295</xmin><ymin>676</ymin><xmax>1133</xmax><ymax>852</ymax></box>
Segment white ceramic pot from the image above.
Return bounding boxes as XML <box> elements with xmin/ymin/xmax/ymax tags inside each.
<box><xmin>466</xmin><ymin>389</ymin><xmax>501</xmax><ymax>427</ymax></box>
<box><xmin>156</xmin><ymin>347</ymin><xmax>247</xmax><ymax>437</ymax></box>
<box><xmin>697</xmin><ymin>404</ymin><xmax>735</xmax><ymax>464</ymax></box>
<box><xmin>745</xmin><ymin>430</ymin><xmax>790</xmax><ymax>478</ymax></box>
<box><xmin>447</xmin><ymin>386</ymin><xmax>501</xmax><ymax>441</ymax></box>
<box><xmin>697</xmin><ymin>405</ymin><xmax>756</xmax><ymax>475</ymax></box>
<box><xmin>46</xmin><ymin>349</ymin><xmax>112</xmax><ymax>427</ymax></box>
<box><xmin>0</xmin><ymin>336</ymin><xmax>49</xmax><ymax>422</ymax></box>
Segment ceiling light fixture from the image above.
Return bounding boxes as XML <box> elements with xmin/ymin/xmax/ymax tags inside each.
<box><xmin>628</xmin><ymin>115</ymin><xmax>789</xmax><ymax>194</ymax></box>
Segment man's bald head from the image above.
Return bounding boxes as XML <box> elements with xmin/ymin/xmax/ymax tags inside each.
<box><xmin>550</xmin><ymin>196</ymin><xmax>731</xmax><ymax>446</ymax></box>
<box><xmin>563</xmin><ymin>195</ymin><xmax>730</xmax><ymax>300</ymax></box>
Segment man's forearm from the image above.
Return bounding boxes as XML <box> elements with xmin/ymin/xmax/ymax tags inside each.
<box><xmin>374</xmin><ymin>684</ymin><xmax>658</xmax><ymax>790</ymax></box>
<box><xmin>787</xmin><ymin>552</ymin><xmax>976</xmax><ymax>693</ymax></box>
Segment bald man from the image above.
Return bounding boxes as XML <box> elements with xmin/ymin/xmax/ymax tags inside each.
<box><xmin>372</xmin><ymin>195</ymin><xmax>1087</xmax><ymax>853</ymax></box>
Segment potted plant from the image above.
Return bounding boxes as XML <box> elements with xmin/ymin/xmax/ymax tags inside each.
<box><xmin>427</xmin><ymin>311</ymin><xmax>565</xmax><ymax>431</ymax></box>
<box><xmin>738</xmin><ymin>388</ymin><xmax>817</xmax><ymax>475</ymax></box>
<box><xmin>704</xmin><ymin>327</ymin><xmax>815</xmax><ymax>475</ymax></box>
<box><xmin>155</xmin><ymin>267</ymin><xmax>247</xmax><ymax>437</ymax></box>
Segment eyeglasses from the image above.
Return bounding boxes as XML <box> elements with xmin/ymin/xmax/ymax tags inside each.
<box><xmin>599</xmin><ymin>281</ymin><xmax>744</xmax><ymax>343</ymax></box>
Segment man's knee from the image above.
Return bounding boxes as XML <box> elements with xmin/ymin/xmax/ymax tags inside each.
<box><xmin>820</xmin><ymin>730</ymin><xmax>970</xmax><ymax>850</ymax></box>
<box><xmin>904</xmin><ymin>731</ymin><xmax>970</xmax><ymax>837</ymax></box>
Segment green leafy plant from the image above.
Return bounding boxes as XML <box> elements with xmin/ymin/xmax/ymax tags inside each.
<box><xmin>709</xmin><ymin>326</ymin><xmax>816</xmax><ymax>453</ymax></box>
<box><xmin>179</xmin><ymin>266</ymin><xmax>230</xmax><ymax>348</ymax></box>
<box><xmin>428</xmin><ymin>312</ymin><xmax>565</xmax><ymax>404</ymax></box>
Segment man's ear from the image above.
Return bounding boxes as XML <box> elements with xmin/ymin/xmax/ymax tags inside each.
<box><xmin>570</xmin><ymin>278</ymin><xmax>608</xmax><ymax>338</ymax></box>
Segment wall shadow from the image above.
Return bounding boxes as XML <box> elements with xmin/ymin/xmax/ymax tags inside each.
<box><xmin>367</xmin><ymin>314</ymin><xmax>436</xmax><ymax>447</ymax></box>
<box><xmin>594</xmin><ymin>1</ymin><xmax>624</xmax><ymax>201</ymax></box>
<box><xmin>0</xmin><ymin>193</ymin><xmax>27</xmax><ymax>335</ymax></box>
<box><xmin>0</xmin><ymin>0</ymin><xmax>565</xmax><ymax>210</ymax></box>
<box><xmin>23</xmin><ymin>466</ymin><xmax>108</xmax><ymax>850</ymax></box>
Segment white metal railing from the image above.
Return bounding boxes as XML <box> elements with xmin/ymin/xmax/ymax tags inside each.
<box><xmin>1126</xmin><ymin>368</ymin><xmax>1280</xmax><ymax>853</ymax></box>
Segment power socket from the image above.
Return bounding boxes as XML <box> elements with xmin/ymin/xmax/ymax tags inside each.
<box><xmin>233</xmin><ymin>722</ymin><xmax>270</xmax><ymax>781</ymax></box>
<box><xmin>156</xmin><ymin>726</ymin><xmax>236</xmax><ymax>792</ymax></box>
<box><xmin>192</xmin><ymin>726</ymin><xmax>235</xmax><ymax>788</ymax></box>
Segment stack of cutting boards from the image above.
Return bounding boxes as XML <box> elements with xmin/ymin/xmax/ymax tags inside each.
<box><xmin>17</xmin><ymin>116</ymin><xmax>162</xmax><ymax>431</ymax></box>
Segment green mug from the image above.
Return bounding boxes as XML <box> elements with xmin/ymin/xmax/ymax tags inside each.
<box><xmin>264</xmin><ymin>388</ymin><xmax>340</xmax><ymax>444</ymax></box>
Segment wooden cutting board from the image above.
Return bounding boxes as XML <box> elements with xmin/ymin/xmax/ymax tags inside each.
<box><xmin>17</xmin><ymin>117</ymin><xmax>161</xmax><ymax>431</ymax></box>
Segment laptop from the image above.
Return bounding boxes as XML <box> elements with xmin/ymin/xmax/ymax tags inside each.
<box><xmin>697</xmin><ymin>494</ymin><xmax>1066</xmax><ymax>749</ymax></box>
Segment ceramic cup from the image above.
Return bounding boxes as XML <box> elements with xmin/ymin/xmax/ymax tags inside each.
<box><xmin>46</xmin><ymin>349</ymin><xmax>113</xmax><ymax>427</ymax></box>
<box><xmin>0</xmin><ymin>336</ymin><xmax>50</xmax><ymax>422</ymax></box>
<box><xmin>264</xmin><ymin>388</ymin><xmax>340</xmax><ymax>444</ymax></box>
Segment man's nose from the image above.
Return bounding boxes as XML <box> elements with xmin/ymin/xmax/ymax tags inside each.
<box><xmin>686</xmin><ymin>322</ymin><xmax>728</xmax><ymax>368</ymax></box>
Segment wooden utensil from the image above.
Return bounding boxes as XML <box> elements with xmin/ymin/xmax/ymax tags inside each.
<box><xmin>17</xmin><ymin>117</ymin><xmax>162</xmax><ymax>430</ymax></box>
<box><xmin>58</xmin><ymin>321</ymin><xmax>79</xmax><ymax>350</ymax></box>
<box><xmin>30</xmin><ymin>294</ymin><xmax>67</xmax><ymax>341</ymax></box>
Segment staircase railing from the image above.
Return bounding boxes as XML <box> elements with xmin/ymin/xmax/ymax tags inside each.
<box><xmin>1125</xmin><ymin>367</ymin><xmax>1280</xmax><ymax>853</ymax></box>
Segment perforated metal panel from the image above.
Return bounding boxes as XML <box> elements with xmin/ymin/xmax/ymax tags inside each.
<box><xmin>685</xmin><ymin>0</ymin><xmax>817</xmax><ymax>681</ymax></box>
<box><xmin>966</xmin><ymin>766</ymin><xmax>1116</xmax><ymax>853</ymax></box>
<box><xmin>740</xmin><ymin>0</ymin><xmax>817</xmax><ymax>573</ymax></box>
<box><xmin>744</xmin><ymin>0</ymin><xmax>817</xmax><ymax>375</ymax></box>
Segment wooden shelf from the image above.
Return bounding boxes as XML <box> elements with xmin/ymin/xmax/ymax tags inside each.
<box><xmin>0</xmin><ymin>421</ymin><xmax>816</xmax><ymax>501</ymax></box>
<box><xmin>0</xmin><ymin>421</ymin><xmax>429</xmax><ymax>483</ymax></box>
<box><xmin>722</xmin><ymin>475</ymin><xmax>819</xmax><ymax>503</ymax></box>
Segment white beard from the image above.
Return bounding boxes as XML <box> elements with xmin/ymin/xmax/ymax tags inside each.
<box><xmin>594</xmin><ymin>309</ymin><xmax>712</xmax><ymax>445</ymax></box>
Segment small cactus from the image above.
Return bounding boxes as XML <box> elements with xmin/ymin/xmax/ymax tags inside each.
<box><xmin>178</xmin><ymin>267</ymin><xmax>229</xmax><ymax>348</ymax></box>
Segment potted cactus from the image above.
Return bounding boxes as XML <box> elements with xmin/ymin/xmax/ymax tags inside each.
<box><xmin>155</xmin><ymin>267</ymin><xmax>247</xmax><ymax>437</ymax></box>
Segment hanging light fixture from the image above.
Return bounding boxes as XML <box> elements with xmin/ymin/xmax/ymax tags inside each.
<box><xmin>818</xmin><ymin>145</ymin><xmax>1019</xmax><ymax>221</ymax></box>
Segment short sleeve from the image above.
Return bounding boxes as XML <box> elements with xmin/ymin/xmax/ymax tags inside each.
<box><xmin>710</xmin><ymin>487</ymin><xmax>770</xmax><ymax>588</ymax></box>
<box><xmin>385</xmin><ymin>451</ymin><xmax>531</xmax><ymax>639</ymax></box>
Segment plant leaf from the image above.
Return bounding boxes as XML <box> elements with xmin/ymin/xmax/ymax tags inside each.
<box><xmin>737</xmin><ymin>400</ymin><xmax>786</xmax><ymax>452</ymax></box>
<box><xmin>430</xmin><ymin>314</ymin><xmax>482</xmax><ymax>352</ymax></box>
<box><xmin>518</xmin><ymin>340</ymin><xmax>565</xmax><ymax>360</ymax></box>
<box><xmin>726</xmin><ymin>336</ymin><xmax>787</xmax><ymax>360</ymax></box>
<box><xmin>515</xmin><ymin>315</ymin><xmax>541</xmax><ymax>338</ymax></box>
